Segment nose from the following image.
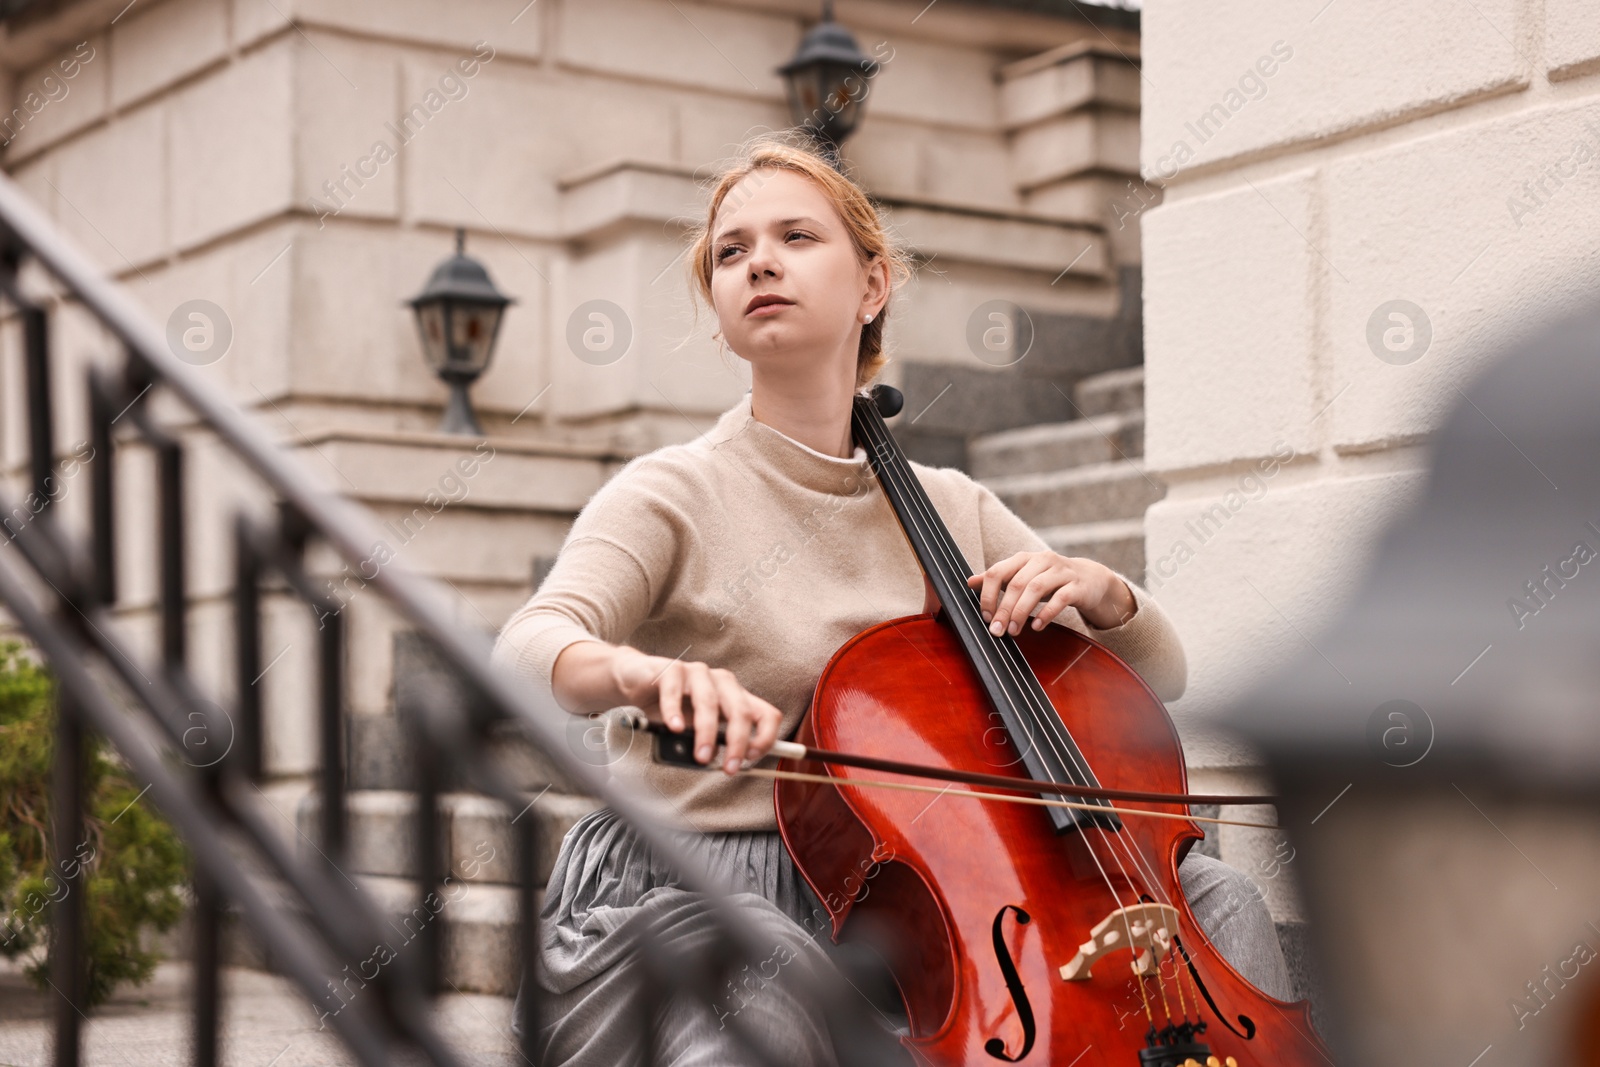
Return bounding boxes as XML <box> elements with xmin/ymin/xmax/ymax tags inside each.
<box><xmin>745</xmin><ymin>234</ymin><xmax>781</xmax><ymax>280</ymax></box>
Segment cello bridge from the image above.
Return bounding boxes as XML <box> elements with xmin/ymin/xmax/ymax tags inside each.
<box><xmin>1057</xmin><ymin>903</ymin><xmax>1181</xmax><ymax>981</ymax></box>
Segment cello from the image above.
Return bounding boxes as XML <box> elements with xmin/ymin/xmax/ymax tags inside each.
<box><xmin>767</xmin><ymin>385</ymin><xmax>1330</xmax><ymax>1066</ymax></box>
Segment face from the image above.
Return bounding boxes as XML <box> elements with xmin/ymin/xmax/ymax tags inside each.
<box><xmin>708</xmin><ymin>168</ymin><xmax>886</xmax><ymax>385</ymax></box>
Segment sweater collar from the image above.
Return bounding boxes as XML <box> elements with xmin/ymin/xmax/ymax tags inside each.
<box><xmin>704</xmin><ymin>392</ymin><xmax>873</xmax><ymax>496</ymax></box>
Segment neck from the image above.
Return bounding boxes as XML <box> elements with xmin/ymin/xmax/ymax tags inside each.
<box><xmin>749</xmin><ymin>366</ymin><xmax>858</xmax><ymax>459</ymax></box>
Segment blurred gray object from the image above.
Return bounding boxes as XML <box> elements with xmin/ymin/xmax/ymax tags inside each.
<box><xmin>1222</xmin><ymin>301</ymin><xmax>1600</xmax><ymax>1066</ymax></box>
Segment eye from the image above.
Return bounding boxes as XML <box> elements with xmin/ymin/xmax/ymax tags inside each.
<box><xmin>786</xmin><ymin>230</ymin><xmax>813</xmax><ymax>243</ymax></box>
<box><xmin>715</xmin><ymin>244</ymin><xmax>741</xmax><ymax>263</ymax></box>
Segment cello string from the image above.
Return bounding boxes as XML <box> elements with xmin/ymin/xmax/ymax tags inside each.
<box><xmin>854</xmin><ymin>407</ymin><xmax>1171</xmax><ymax>1020</ymax></box>
<box><xmin>857</xmin><ymin>399</ymin><xmax>1194</xmax><ymax>1022</ymax></box>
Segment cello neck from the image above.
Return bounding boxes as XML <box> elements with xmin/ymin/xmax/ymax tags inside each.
<box><xmin>850</xmin><ymin>386</ymin><xmax>1114</xmax><ymax>833</ymax></box>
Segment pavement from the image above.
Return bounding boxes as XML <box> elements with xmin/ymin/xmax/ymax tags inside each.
<box><xmin>0</xmin><ymin>956</ymin><xmax>524</xmax><ymax>1067</ymax></box>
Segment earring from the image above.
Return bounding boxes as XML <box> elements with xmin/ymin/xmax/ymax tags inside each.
<box><xmin>863</xmin><ymin>313</ymin><xmax>873</xmax><ymax>324</ymax></box>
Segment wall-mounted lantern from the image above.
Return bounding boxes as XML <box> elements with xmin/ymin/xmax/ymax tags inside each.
<box><xmin>405</xmin><ymin>228</ymin><xmax>515</xmax><ymax>436</ymax></box>
<box><xmin>777</xmin><ymin>0</ymin><xmax>879</xmax><ymax>164</ymax></box>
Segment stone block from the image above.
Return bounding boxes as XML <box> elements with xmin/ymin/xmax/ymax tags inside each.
<box><xmin>1143</xmin><ymin>169</ymin><xmax>1318</xmax><ymax>472</ymax></box>
<box><xmin>549</xmin><ymin>234</ymin><xmax>743</xmax><ymax>422</ymax></box>
<box><xmin>556</xmin><ymin>0</ymin><xmax>788</xmax><ymax>104</ymax></box>
<box><xmin>1141</xmin><ymin>1</ymin><xmax>1523</xmax><ymax>174</ymax></box>
<box><xmin>1547</xmin><ymin>0</ymin><xmax>1600</xmax><ymax>80</ymax></box>
<box><xmin>881</xmin><ymin>200</ymin><xmax>1106</xmax><ymax>277</ymax></box>
<box><xmin>858</xmin><ymin>34</ymin><xmax>1001</xmax><ymax>130</ymax></box>
<box><xmin>970</xmin><ymin>411</ymin><xmax>1144</xmax><ymax>479</ymax></box>
<box><xmin>985</xmin><ymin>459</ymin><xmax>1166</xmax><ymax>528</ymax></box>
<box><xmin>1324</xmin><ymin>96</ymin><xmax>1600</xmax><ymax>451</ymax></box>
<box><xmin>439</xmin><ymin>880</ymin><xmax>525</xmax><ymax>993</ymax></box>
<box><xmin>447</xmin><ymin>791</ymin><xmax>601</xmax><ymax>886</ymax></box>
<box><xmin>1073</xmin><ymin>364</ymin><xmax>1144</xmax><ymax>418</ymax></box>
<box><xmin>297</xmin><ymin>787</ymin><xmax>599</xmax><ymax>888</ymax></box>
<box><xmin>353</xmin><ymin>872</ymin><xmax>529</xmax><ymax>994</ymax></box>
<box><xmin>840</xmin><ymin>121</ymin><xmax>932</xmax><ymax>205</ymax></box>
<box><xmin>7</xmin><ymin>156</ymin><xmax>58</xmax><ymax>225</ymax></box>
<box><xmin>894</xmin><ymin>360</ymin><xmax>1079</xmax><ymax>455</ymax></box>
<box><xmin>1012</xmin><ymin>108</ymin><xmax>1140</xmax><ymax>189</ymax></box>
<box><xmin>304</xmin><ymin>435</ymin><xmax>606</xmax><ymax>513</ymax></box>
<box><xmin>110</xmin><ymin>0</ymin><xmax>229</xmax><ymax>110</ymax></box>
<box><xmin>558</xmin><ymin>161</ymin><xmax>704</xmax><ymax>246</ymax></box>
<box><xmin>295</xmin><ymin>0</ymin><xmax>543</xmax><ymax>61</ymax></box>
<box><xmin>360</xmin><ymin>506</ymin><xmax>575</xmax><ymax>587</ymax></box>
<box><xmin>888</xmin><ymin>263</ymin><xmax>1114</xmax><ymax>381</ymax></box>
<box><xmin>405</xmin><ymin>65</ymin><xmax>670</xmax><ymax>240</ymax></box>
<box><xmin>169</xmin><ymin>39</ymin><xmax>294</xmax><ymax>249</ymax></box>
<box><xmin>999</xmin><ymin>45</ymin><xmax>1141</xmax><ymax>130</ymax></box>
<box><xmin>50</xmin><ymin>102</ymin><xmax>166</xmax><ymax>270</ymax></box>
<box><xmin>258</xmin><ymin>599</ymin><xmax>325</xmax><ymax>777</ymax></box>
<box><xmin>674</xmin><ymin>92</ymin><xmax>792</xmax><ymax>170</ymax></box>
<box><xmin>290</xmin><ymin>34</ymin><xmax>400</xmax><ymax>224</ymax></box>
<box><xmin>1143</xmin><ymin>469</ymin><xmax>1426</xmax><ymax>745</ymax></box>
<box><xmin>3</xmin><ymin>33</ymin><xmax>109</xmax><ymax>158</ymax></box>
<box><xmin>231</xmin><ymin>0</ymin><xmax>290</xmax><ymax>49</ymax></box>
<box><xmin>920</xmin><ymin>131</ymin><xmax>1020</xmax><ymax>209</ymax></box>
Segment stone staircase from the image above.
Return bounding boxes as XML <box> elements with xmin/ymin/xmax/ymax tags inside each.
<box><xmin>970</xmin><ymin>365</ymin><xmax>1161</xmax><ymax>584</ymax></box>
<box><xmin>279</xmin><ymin>636</ymin><xmax>602</xmax><ymax>998</ymax></box>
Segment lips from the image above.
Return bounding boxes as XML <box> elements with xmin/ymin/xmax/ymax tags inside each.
<box><xmin>746</xmin><ymin>294</ymin><xmax>794</xmax><ymax>315</ymax></box>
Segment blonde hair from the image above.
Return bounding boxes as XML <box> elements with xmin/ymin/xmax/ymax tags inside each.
<box><xmin>684</xmin><ymin>131</ymin><xmax>914</xmax><ymax>390</ymax></box>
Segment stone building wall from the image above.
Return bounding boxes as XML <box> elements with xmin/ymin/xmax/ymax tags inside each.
<box><xmin>1139</xmin><ymin>0</ymin><xmax>1600</xmax><ymax>921</ymax></box>
<box><xmin>0</xmin><ymin>0</ymin><xmax>1149</xmax><ymax>828</ymax></box>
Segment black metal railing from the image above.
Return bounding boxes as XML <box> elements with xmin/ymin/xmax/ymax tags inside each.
<box><xmin>0</xmin><ymin>169</ymin><xmax>886</xmax><ymax>1066</ymax></box>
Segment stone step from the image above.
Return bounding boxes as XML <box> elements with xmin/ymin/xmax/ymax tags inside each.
<box><xmin>220</xmin><ymin>870</ymin><xmax>533</xmax><ymax>996</ymax></box>
<box><xmin>982</xmin><ymin>459</ymin><xmax>1166</xmax><ymax>528</ymax></box>
<box><xmin>1036</xmin><ymin>517</ymin><xmax>1146</xmax><ymax>582</ymax></box>
<box><xmin>1073</xmin><ymin>364</ymin><xmax>1144</xmax><ymax>418</ymax></box>
<box><xmin>347</xmin><ymin>711</ymin><xmax>586</xmax><ymax>794</ymax></box>
<box><xmin>356</xmin><ymin>872</ymin><xmax>528</xmax><ymax>995</ymax></box>
<box><xmin>968</xmin><ymin>410</ymin><xmax>1144</xmax><ymax>480</ymax></box>
<box><xmin>297</xmin><ymin>788</ymin><xmax>600</xmax><ymax>887</ymax></box>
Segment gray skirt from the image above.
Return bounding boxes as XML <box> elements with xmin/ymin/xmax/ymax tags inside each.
<box><xmin>513</xmin><ymin>807</ymin><xmax>862</xmax><ymax>1067</ymax></box>
<box><xmin>513</xmin><ymin>808</ymin><xmax>1294</xmax><ymax>1066</ymax></box>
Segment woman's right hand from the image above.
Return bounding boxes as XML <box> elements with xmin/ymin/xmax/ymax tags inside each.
<box><xmin>609</xmin><ymin>646</ymin><xmax>784</xmax><ymax>775</ymax></box>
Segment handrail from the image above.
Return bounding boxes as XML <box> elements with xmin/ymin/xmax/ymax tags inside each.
<box><xmin>0</xmin><ymin>166</ymin><xmax>889</xmax><ymax>1066</ymax></box>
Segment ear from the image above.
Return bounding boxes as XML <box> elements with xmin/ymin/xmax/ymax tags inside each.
<box><xmin>862</xmin><ymin>251</ymin><xmax>891</xmax><ymax>317</ymax></box>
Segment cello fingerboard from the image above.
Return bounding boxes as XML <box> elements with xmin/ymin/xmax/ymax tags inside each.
<box><xmin>850</xmin><ymin>386</ymin><xmax>1117</xmax><ymax>833</ymax></box>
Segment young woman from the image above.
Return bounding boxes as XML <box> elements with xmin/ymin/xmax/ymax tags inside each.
<box><xmin>492</xmin><ymin>133</ymin><xmax>1292</xmax><ymax>1065</ymax></box>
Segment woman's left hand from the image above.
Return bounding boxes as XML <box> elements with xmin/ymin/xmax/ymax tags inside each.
<box><xmin>966</xmin><ymin>551</ymin><xmax>1137</xmax><ymax>635</ymax></box>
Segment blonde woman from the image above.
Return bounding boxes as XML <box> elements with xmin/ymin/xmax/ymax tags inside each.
<box><xmin>492</xmin><ymin>133</ymin><xmax>1292</xmax><ymax>1065</ymax></box>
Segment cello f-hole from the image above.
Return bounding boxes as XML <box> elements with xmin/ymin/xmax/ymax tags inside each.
<box><xmin>1174</xmin><ymin>936</ymin><xmax>1258</xmax><ymax>1041</ymax></box>
<box><xmin>985</xmin><ymin>905</ymin><xmax>1038</xmax><ymax>1062</ymax></box>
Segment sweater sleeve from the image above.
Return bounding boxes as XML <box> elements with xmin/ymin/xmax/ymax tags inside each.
<box><xmin>971</xmin><ymin>478</ymin><xmax>1188</xmax><ymax>702</ymax></box>
<box><xmin>489</xmin><ymin>457</ymin><xmax>684</xmax><ymax>698</ymax></box>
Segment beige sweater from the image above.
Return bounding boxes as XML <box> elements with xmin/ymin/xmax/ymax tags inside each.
<box><xmin>490</xmin><ymin>392</ymin><xmax>1187</xmax><ymax>832</ymax></box>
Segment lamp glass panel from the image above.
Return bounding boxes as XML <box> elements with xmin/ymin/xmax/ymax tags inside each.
<box><xmin>825</xmin><ymin>62</ymin><xmax>867</xmax><ymax>136</ymax></box>
<box><xmin>786</xmin><ymin>71</ymin><xmax>825</xmax><ymax>129</ymax></box>
<box><xmin>414</xmin><ymin>301</ymin><xmax>448</xmax><ymax>371</ymax></box>
<box><xmin>447</xmin><ymin>303</ymin><xmax>502</xmax><ymax>374</ymax></box>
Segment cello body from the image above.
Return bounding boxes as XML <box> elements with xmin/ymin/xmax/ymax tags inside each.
<box><xmin>774</xmin><ymin>613</ymin><xmax>1329</xmax><ymax>1065</ymax></box>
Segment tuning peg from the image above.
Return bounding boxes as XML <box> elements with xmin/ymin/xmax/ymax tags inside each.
<box><xmin>869</xmin><ymin>384</ymin><xmax>904</xmax><ymax>418</ymax></box>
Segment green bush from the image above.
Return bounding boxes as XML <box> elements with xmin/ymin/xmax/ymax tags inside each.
<box><xmin>0</xmin><ymin>638</ymin><xmax>188</xmax><ymax>1007</ymax></box>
